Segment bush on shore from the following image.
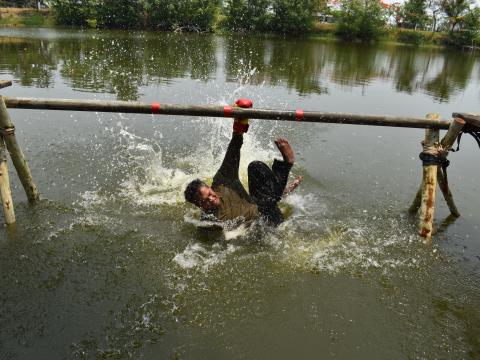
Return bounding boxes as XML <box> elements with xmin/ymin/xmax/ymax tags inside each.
<box><xmin>394</xmin><ymin>28</ymin><xmax>429</xmax><ymax>45</ymax></box>
<box><xmin>96</xmin><ymin>0</ymin><xmax>144</xmax><ymax>29</ymax></box>
<box><xmin>269</xmin><ymin>0</ymin><xmax>316</xmax><ymax>34</ymax></box>
<box><xmin>223</xmin><ymin>0</ymin><xmax>270</xmax><ymax>32</ymax></box>
<box><xmin>336</xmin><ymin>0</ymin><xmax>386</xmax><ymax>41</ymax></box>
<box><xmin>50</xmin><ymin>0</ymin><xmax>95</xmax><ymax>27</ymax></box>
<box><xmin>145</xmin><ymin>0</ymin><xmax>218</xmax><ymax>32</ymax></box>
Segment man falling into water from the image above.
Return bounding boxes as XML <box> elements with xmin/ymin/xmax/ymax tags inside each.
<box><xmin>184</xmin><ymin>99</ymin><xmax>302</xmax><ymax>226</ymax></box>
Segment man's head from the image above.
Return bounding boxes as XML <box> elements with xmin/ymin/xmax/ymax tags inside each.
<box><xmin>184</xmin><ymin>179</ymin><xmax>220</xmax><ymax>211</ymax></box>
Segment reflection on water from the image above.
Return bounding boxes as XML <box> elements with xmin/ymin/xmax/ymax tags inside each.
<box><xmin>1</xmin><ymin>30</ymin><xmax>479</xmax><ymax>102</ymax></box>
<box><xmin>0</xmin><ymin>29</ymin><xmax>479</xmax><ymax>359</ymax></box>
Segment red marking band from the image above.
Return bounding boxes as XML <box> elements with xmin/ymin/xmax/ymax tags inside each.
<box><xmin>151</xmin><ymin>102</ymin><xmax>161</xmax><ymax>114</ymax></box>
<box><xmin>224</xmin><ymin>106</ymin><xmax>233</xmax><ymax>117</ymax></box>
<box><xmin>295</xmin><ymin>109</ymin><xmax>304</xmax><ymax>121</ymax></box>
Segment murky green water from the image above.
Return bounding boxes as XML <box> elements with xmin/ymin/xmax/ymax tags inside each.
<box><xmin>0</xmin><ymin>28</ymin><xmax>479</xmax><ymax>359</ymax></box>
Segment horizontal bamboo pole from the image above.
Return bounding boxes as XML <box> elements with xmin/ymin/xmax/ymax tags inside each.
<box><xmin>3</xmin><ymin>97</ymin><xmax>452</xmax><ymax>129</ymax></box>
<box><xmin>452</xmin><ymin>112</ymin><xmax>480</xmax><ymax>128</ymax></box>
<box><xmin>0</xmin><ymin>80</ymin><xmax>12</xmax><ymax>89</ymax></box>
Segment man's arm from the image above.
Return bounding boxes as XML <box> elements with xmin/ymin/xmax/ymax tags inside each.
<box><xmin>215</xmin><ymin>132</ymin><xmax>243</xmax><ymax>181</ymax></box>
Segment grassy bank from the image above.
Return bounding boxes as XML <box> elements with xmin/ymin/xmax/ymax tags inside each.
<box><xmin>313</xmin><ymin>22</ymin><xmax>479</xmax><ymax>48</ymax></box>
<box><xmin>0</xmin><ymin>7</ymin><xmax>53</xmax><ymax>27</ymax></box>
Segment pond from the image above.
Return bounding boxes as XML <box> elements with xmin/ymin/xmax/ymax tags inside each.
<box><xmin>0</xmin><ymin>28</ymin><xmax>479</xmax><ymax>359</ymax></box>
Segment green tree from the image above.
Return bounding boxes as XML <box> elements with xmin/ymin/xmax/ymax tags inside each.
<box><xmin>440</xmin><ymin>0</ymin><xmax>472</xmax><ymax>31</ymax></box>
<box><xmin>50</xmin><ymin>0</ymin><xmax>96</xmax><ymax>27</ymax></box>
<box><xmin>447</xmin><ymin>7</ymin><xmax>480</xmax><ymax>45</ymax></box>
<box><xmin>336</xmin><ymin>0</ymin><xmax>386</xmax><ymax>41</ymax></box>
<box><xmin>403</xmin><ymin>0</ymin><xmax>428</xmax><ymax>29</ymax></box>
<box><xmin>146</xmin><ymin>0</ymin><xmax>218</xmax><ymax>31</ymax></box>
<box><xmin>96</xmin><ymin>0</ymin><xmax>144</xmax><ymax>29</ymax></box>
<box><xmin>223</xmin><ymin>0</ymin><xmax>271</xmax><ymax>32</ymax></box>
<box><xmin>270</xmin><ymin>0</ymin><xmax>317</xmax><ymax>34</ymax></box>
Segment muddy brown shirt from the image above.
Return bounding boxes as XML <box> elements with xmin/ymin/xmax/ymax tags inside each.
<box><xmin>210</xmin><ymin>133</ymin><xmax>258</xmax><ymax>222</ymax></box>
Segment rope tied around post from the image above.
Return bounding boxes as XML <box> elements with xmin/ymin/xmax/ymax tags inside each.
<box><xmin>420</xmin><ymin>141</ymin><xmax>450</xmax><ymax>168</ymax></box>
<box><xmin>420</xmin><ymin>140</ymin><xmax>451</xmax><ymax>188</ymax></box>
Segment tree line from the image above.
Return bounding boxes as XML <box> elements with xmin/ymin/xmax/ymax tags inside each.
<box><xmin>47</xmin><ymin>0</ymin><xmax>319</xmax><ymax>34</ymax></box>
<box><xmin>5</xmin><ymin>0</ymin><xmax>479</xmax><ymax>46</ymax></box>
<box><xmin>332</xmin><ymin>0</ymin><xmax>480</xmax><ymax>46</ymax></box>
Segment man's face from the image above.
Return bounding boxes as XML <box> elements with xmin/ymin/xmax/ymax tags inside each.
<box><xmin>197</xmin><ymin>185</ymin><xmax>220</xmax><ymax>211</ymax></box>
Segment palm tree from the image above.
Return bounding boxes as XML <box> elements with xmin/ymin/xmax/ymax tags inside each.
<box><xmin>440</xmin><ymin>0</ymin><xmax>472</xmax><ymax>31</ymax></box>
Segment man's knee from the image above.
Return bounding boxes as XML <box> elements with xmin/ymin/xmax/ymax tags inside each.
<box><xmin>248</xmin><ymin>161</ymin><xmax>269</xmax><ymax>176</ymax></box>
<box><xmin>248</xmin><ymin>160</ymin><xmax>267</xmax><ymax>170</ymax></box>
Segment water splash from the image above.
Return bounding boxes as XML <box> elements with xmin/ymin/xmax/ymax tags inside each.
<box><xmin>68</xmin><ymin>70</ymin><xmax>428</xmax><ymax>278</ymax></box>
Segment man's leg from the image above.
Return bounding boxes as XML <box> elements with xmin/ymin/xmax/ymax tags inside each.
<box><xmin>248</xmin><ymin>161</ymin><xmax>281</xmax><ymax>204</ymax></box>
<box><xmin>248</xmin><ymin>161</ymin><xmax>284</xmax><ymax>225</ymax></box>
<box><xmin>272</xmin><ymin>159</ymin><xmax>292</xmax><ymax>197</ymax></box>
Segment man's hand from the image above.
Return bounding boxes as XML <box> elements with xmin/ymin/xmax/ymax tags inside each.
<box><xmin>232</xmin><ymin>98</ymin><xmax>252</xmax><ymax>134</ymax></box>
<box><xmin>233</xmin><ymin>118</ymin><xmax>249</xmax><ymax>134</ymax></box>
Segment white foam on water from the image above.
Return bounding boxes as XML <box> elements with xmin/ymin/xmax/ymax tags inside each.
<box><xmin>173</xmin><ymin>242</ymin><xmax>241</xmax><ymax>271</ymax></box>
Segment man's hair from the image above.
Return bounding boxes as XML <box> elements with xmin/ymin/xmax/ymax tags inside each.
<box><xmin>184</xmin><ymin>179</ymin><xmax>206</xmax><ymax>206</ymax></box>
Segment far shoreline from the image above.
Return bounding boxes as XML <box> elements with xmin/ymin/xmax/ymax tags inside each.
<box><xmin>0</xmin><ymin>7</ymin><xmax>477</xmax><ymax>53</ymax></box>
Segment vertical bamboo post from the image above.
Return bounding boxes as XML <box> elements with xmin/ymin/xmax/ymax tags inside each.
<box><xmin>418</xmin><ymin>113</ymin><xmax>440</xmax><ymax>240</ymax></box>
<box><xmin>0</xmin><ymin>138</ymin><xmax>15</xmax><ymax>225</ymax></box>
<box><xmin>441</xmin><ymin>118</ymin><xmax>465</xmax><ymax>149</ymax></box>
<box><xmin>408</xmin><ymin>187</ymin><xmax>422</xmax><ymax>214</ymax></box>
<box><xmin>436</xmin><ymin>117</ymin><xmax>465</xmax><ymax>218</ymax></box>
<box><xmin>0</xmin><ymin>96</ymin><xmax>39</xmax><ymax>203</ymax></box>
<box><xmin>436</xmin><ymin>169</ymin><xmax>460</xmax><ymax>217</ymax></box>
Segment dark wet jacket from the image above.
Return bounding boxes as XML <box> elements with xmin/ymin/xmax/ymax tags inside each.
<box><xmin>210</xmin><ymin>133</ymin><xmax>258</xmax><ymax>222</ymax></box>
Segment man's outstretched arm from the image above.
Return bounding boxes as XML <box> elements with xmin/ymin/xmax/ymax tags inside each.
<box><xmin>215</xmin><ymin>131</ymin><xmax>243</xmax><ymax>181</ymax></box>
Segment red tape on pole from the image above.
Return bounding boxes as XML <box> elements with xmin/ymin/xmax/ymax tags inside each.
<box><xmin>224</xmin><ymin>106</ymin><xmax>233</xmax><ymax>117</ymax></box>
<box><xmin>295</xmin><ymin>109</ymin><xmax>304</xmax><ymax>121</ymax></box>
<box><xmin>151</xmin><ymin>102</ymin><xmax>161</xmax><ymax>114</ymax></box>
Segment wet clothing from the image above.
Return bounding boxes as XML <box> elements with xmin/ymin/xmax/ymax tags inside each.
<box><xmin>248</xmin><ymin>159</ymin><xmax>292</xmax><ymax>226</ymax></box>
<box><xmin>210</xmin><ymin>133</ymin><xmax>292</xmax><ymax>226</ymax></box>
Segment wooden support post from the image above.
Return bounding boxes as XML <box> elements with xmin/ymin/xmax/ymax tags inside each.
<box><xmin>437</xmin><ymin>168</ymin><xmax>460</xmax><ymax>217</ymax></box>
<box><xmin>436</xmin><ymin>117</ymin><xmax>465</xmax><ymax>218</ymax></box>
<box><xmin>418</xmin><ymin>113</ymin><xmax>440</xmax><ymax>240</ymax></box>
<box><xmin>0</xmin><ymin>96</ymin><xmax>39</xmax><ymax>204</ymax></box>
<box><xmin>0</xmin><ymin>80</ymin><xmax>13</xmax><ymax>89</ymax></box>
<box><xmin>408</xmin><ymin>187</ymin><xmax>422</xmax><ymax>214</ymax></box>
<box><xmin>0</xmin><ymin>138</ymin><xmax>15</xmax><ymax>225</ymax></box>
<box><xmin>441</xmin><ymin>118</ymin><xmax>466</xmax><ymax>149</ymax></box>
